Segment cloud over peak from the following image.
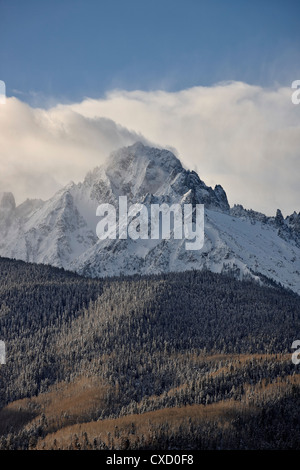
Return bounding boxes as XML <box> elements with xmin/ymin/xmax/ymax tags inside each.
<box><xmin>0</xmin><ymin>81</ymin><xmax>299</xmax><ymax>215</ymax></box>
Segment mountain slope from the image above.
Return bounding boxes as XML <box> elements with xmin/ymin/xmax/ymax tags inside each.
<box><xmin>0</xmin><ymin>142</ymin><xmax>299</xmax><ymax>293</ymax></box>
<box><xmin>0</xmin><ymin>257</ymin><xmax>300</xmax><ymax>450</ymax></box>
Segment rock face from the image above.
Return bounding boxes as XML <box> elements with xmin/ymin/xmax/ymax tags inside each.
<box><xmin>0</xmin><ymin>142</ymin><xmax>299</xmax><ymax>294</ymax></box>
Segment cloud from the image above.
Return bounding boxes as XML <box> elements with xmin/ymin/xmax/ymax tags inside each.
<box><xmin>69</xmin><ymin>82</ymin><xmax>300</xmax><ymax>216</ymax></box>
<box><xmin>0</xmin><ymin>97</ymin><xmax>147</xmax><ymax>204</ymax></box>
<box><xmin>0</xmin><ymin>81</ymin><xmax>299</xmax><ymax>215</ymax></box>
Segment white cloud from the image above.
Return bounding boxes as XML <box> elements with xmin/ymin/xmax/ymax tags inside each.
<box><xmin>0</xmin><ymin>82</ymin><xmax>299</xmax><ymax>215</ymax></box>
<box><xmin>0</xmin><ymin>98</ymin><xmax>147</xmax><ymax>204</ymax></box>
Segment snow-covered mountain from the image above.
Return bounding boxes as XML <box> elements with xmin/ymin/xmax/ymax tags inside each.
<box><xmin>1</xmin><ymin>142</ymin><xmax>299</xmax><ymax>294</ymax></box>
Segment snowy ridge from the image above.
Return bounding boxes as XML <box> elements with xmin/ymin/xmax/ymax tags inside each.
<box><xmin>0</xmin><ymin>142</ymin><xmax>299</xmax><ymax>294</ymax></box>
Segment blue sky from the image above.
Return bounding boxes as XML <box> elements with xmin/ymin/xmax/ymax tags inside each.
<box><xmin>1</xmin><ymin>0</ymin><xmax>300</xmax><ymax>105</ymax></box>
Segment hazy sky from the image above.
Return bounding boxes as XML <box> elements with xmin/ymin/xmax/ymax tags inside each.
<box><xmin>0</xmin><ymin>0</ymin><xmax>300</xmax><ymax>215</ymax></box>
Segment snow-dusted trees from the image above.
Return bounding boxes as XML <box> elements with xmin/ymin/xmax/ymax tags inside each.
<box><xmin>0</xmin><ymin>257</ymin><xmax>299</xmax><ymax>449</ymax></box>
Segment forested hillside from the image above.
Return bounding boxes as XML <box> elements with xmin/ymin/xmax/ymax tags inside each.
<box><xmin>0</xmin><ymin>257</ymin><xmax>299</xmax><ymax>450</ymax></box>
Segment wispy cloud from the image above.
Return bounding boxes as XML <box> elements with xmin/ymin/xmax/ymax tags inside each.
<box><xmin>0</xmin><ymin>98</ymin><xmax>147</xmax><ymax>204</ymax></box>
<box><xmin>0</xmin><ymin>82</ymin><xmax>299</xmax><ymax>215</ymax></box>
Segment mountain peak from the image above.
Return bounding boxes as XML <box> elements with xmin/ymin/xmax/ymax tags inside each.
<box><xmin>83</xmin><ymin>143</ymin><xmax>230</xmax><ymax>212</ymax></box>
<box><xmin>104</xmin><ymin>142</ymin><xmax>183</xmax><ymax>199</ymax></box>
<box><xmin>107</xmin><ymin>141</ymin><xmax>182</xmax><ymax>173</ymax></box>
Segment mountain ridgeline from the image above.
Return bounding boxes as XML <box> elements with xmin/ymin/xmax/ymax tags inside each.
<box><xmin>0</xmin><ymin>142</ymin><xmax>299</xmax><ymax>293</ymax></box>
<box><xmin>0</xmin><ymin>257</ymin><xmax>299</xmax><ymax>450</ymax></box>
